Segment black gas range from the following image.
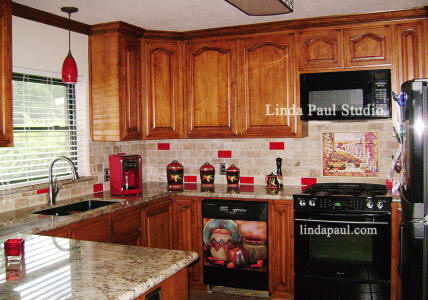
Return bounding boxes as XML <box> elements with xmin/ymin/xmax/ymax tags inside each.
<box><xmin>293</xmin><ymin>183</ymin><xmax>392</xmax><ymax>300</ymax></box>
<box><xmin>294</xmin><ymin>183</ymin><xmax>392</xmax><ymax>213</ymax></box>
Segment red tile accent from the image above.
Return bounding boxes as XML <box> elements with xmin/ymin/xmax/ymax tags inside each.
<box><xmin>301</xmin><ymin>186</ymin><xmax>310</xmax><ymax>192</ymax></box>
<box><xmin>240</xmin><ymin>177</ymin><xmax>254</xmax><ymax>184</ymax></box>
<box><xmin>93</xmin><ymin>183</ymin><xmax>103</xmax><ymax>193</ymax></box>
<box><xmin>240</xmin><ymin>185</ymin><xmax>254</xmax><ymax>192</ymax></box>
<box><xmin>269</xmin><ymin>142</ymin><xmax>284</xmax><ymax>150</ymax></box>
<box><xmin>184</xmin><ymin>183</ymin><xmax>197</xmax><ymax>190</ymax></box>
<box><xmin>37</xmin><ymin>188</ymin><xmax>48</xmax><ymax>194</ymax></box>
<box><xmin>157</xmin><ymin>143</ymin><xmax>170</xmax><ymax>150</ymax></box>
<box><xmin>218</xmin><ymin>150</ymin><xmax>232</xmax><ymax>158</ymax></box>
<box><xmin>93</xmin><ymin>192</ymin><xmax>105</xmax><ymax>198</ymax></box>
<box><xmin>184</xmin><ymin>176</ymin><xmax>197</xmax><ymax>183</ymax></box>
<box><xmin>301</xmin><ymin>178</ymin><xmax>317</xmax><ymax>187</ymax></box>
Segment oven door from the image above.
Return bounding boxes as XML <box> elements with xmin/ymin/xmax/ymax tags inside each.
<box><xmin>294</xmin><ymin>212</ymin><xmax>391</xmax><ymax>282</ymax></box>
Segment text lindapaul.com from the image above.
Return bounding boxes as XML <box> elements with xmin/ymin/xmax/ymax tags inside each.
<box><xmin>299</xmin><ymin>224</ymin><xmax>378</xmax><ymax>238</ymax></box>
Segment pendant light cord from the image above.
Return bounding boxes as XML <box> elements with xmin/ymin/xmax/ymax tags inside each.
<box><xmin>68</xmin><ymin>13</ymin><xmax>71</xmax><ymax>55</ymax></box>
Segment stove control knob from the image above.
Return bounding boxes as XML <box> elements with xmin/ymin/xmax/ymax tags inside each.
<box><xmin>309</xmin><ymin>199</ymin><xmax>316</xmax><ymax>207</ymax></box>
<box><xmin>299</xmin><ymin>199</ymin><xmax>306</xmax><ymax>207</ymax></box>
<box><xmin>376</xmin><ymin>201</ymin><xmax>384</xmax><ymax>210</ymax></box>
<box><xmin>366</xmin><ymin>200</ymin><xmax>374</xmax><ymax>209</ymax></box>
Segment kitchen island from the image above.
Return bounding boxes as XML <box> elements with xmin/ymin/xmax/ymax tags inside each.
<box><xmin>0</xmin><ymin>233</ymin><xmax>197</xmax><ymax>299</ymax></box>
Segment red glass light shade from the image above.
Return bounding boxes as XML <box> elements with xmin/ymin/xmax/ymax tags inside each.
<box><xmin>62</xmin><ymin>52</ymin><xmax>78</xmax><ymax>83</ymax></box>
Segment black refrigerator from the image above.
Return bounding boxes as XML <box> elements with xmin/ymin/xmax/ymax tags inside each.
<box><xmin>399</xmin><ymin>79</ymin><xmax>428</xmax><ymax>300</ymax></box>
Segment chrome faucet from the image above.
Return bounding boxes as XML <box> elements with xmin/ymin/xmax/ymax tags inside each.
<box><xmin>48</xmin><ymin>156</ymin><xmax>79</xmax><ymax>206</ymax></box>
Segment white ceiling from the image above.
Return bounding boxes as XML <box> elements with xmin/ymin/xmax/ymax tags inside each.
<box><xmin>13</xmin><ymin>0</ymin><xmax>428</xmax><ymax>31</ymax></box>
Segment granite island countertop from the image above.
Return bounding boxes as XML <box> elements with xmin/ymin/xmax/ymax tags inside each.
<box><xmin>0</xmin><ymin>182</ymin><xmax>301</xmax><ymax>235</ymax></box>
<box><xmin>0</xmin><ymin>234</ymin><xmax>198</xmax><ymax>300</ymax></box>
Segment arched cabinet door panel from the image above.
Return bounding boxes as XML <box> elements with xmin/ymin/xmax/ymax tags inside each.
<box><xmin>344</xmin><ymin>25</ymin><xmax>392</xmax><ymax>67</ymax></box>
<box><xmin>239</xmin><ymin>33</ymin><xmax>299</xmax><ymax>137</ymax></box>
<box><xmin>143</xmin><ymin>40</ymin><xmax>183</xmax><ymax>139</ymax></box>
<box><xmin>185</xmin><ymin>39</ymin><xmax>239</xmax><ymax>138</ymax></box>
<box><xmin>395</xmin><ymin>21</ymin><xmax>425</xmax><ymax>86</ymax></box>
<box><xmin>297</xmin><ymin>29</ymin><xmax>343</xmax><ymax>70</ymax></box>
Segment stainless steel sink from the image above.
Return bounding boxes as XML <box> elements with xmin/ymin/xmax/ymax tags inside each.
<box><xmin>33</xmin><ymin>200</ymin><xmax>119</xmax><ymax>216</ymax></box>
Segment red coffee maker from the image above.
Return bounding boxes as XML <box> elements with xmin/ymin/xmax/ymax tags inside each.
<box><xmin>109</xmin><ymin>154</ymin><xmax>142</xmax><ymax>196</ymax></box>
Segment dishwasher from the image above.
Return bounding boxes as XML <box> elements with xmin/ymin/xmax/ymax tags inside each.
<box><xmin>202</xmin><ymin>199</ymin><xmax>268</xmax><ymax>290</ymax></box>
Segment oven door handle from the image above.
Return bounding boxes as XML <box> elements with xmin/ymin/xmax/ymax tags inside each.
<box><xmin>294</xmin><ymin>218</ymin><xmax>389</xmax><ymax>225</ymax></box>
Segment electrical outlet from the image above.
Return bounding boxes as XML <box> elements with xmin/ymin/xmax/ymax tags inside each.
<box><xmin>220</xmin><ymin>163</ymin><xmax>227</xmax><ymax>175</ymax></box>
<box><xmin>104</xmin><ymin>168</ymin><xmax>110</xmax><ymax>182</ymax></box>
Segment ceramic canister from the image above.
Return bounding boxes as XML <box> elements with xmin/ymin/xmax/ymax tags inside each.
<box><xmin>208</xmin><ymin>228</ymin><xmax>233</xmax><ymax>261</ymax></box>
<box><xmin>167</xmin><ymin>160</ymin><xmax>184</xmax><ymax>190</ymax></box>
<box><xmin>242</xmin><ymin>237</ymin><xmax>267</xmax><ymax>263</ymax></box>
<box><xmin>200</xmin><ymin>162</ymin><xmax>215</xmax><ymax>187</ymax></box>
<box><xmin>267</xmin><ymin>172</ymin><xmax>280</xmax><ymax>189</ymax></box>
<box><xmin>226</xmin><ymin>164</ymin><xmax>240</xmax><ymax>187</ymax></box>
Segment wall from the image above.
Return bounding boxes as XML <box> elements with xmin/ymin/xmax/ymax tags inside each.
<box><xmin>142</xmin><ymin>120</ymin><xmax>398</xmax><ymax>185</ymax></box>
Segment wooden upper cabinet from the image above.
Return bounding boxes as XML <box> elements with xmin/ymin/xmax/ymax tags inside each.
<box><xmin>185</xmin><ymin>39</ymin><xmax>238</xmax><ymax>138</ymax></box>
<box><xmin>0</xmin><ymin>0</ymin><xmax>13</xmax><ymax>147</ymax></box>
<box><xmin>395</xmin><ymin>21</ymin><xmax>425</xmax><ymax>87</ymax></box>
<box><xmin>239</xmin><ymin>33</ymin><xmax>299</xmax><ymax>137</ymax></box>
<box><xmin>119</xmin><ymin>35</ymin><xmax>142</xmax><ymax>140</ymax></box>
<box><xmin>344</xmin><ymin>25</ymin><xmax>392</xmax><ymax>67</ymax></box>
<box><xmin>297</xmin><ymin>29</ymin><xmax>343</xmax><ymax>70</ymax></box>
<box><xmin>143</xmin><ymin>40</ymin><xmax>183</xmax><ymax>139</ymax></box>
<box><xmin>89</xmin><ymin>22</ymin><xmax>143</xmax><ymax>141</ymax></box>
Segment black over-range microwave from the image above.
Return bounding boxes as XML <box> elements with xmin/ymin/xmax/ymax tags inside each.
<box><xmin>300</xmin><ymin>69</ymin><xmax>391</xmax><ymax>120</ymax></box>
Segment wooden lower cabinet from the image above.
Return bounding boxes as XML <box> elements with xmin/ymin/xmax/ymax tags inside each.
<box><xmin>141</xmin><ymin>199</ymin><xmax>173</xmax><ymax>249</ymax></box>
<box><xmin>135</xmin><ymin>267</ymin><xmax>188</xmax><ymax>300</ymax></box>
<box><xmin>38</xmin><ymin>197</ymin><xmax>298</xmax><ymax>298</ymax></box>
<box><xmin>111</xmin><ymin>207</ymin><xmax>141</xmax><ymax>245</ymax></box>
<box><xmin>268</xmin><ymin>200</ymin><xmax>294</xmax><ymax>300</ymax></box>
<box><xmin>40</xmin><ymin>226</ymin><xmax>71</xmax><ymax>238</ymax></box>
<box><xmin>391</xmin><ymin>202</ymin><xmax>402</xmax><ymax>300</ymax></box>
<box><xmin>171</xmin><ymin>198</ymin><xmax>203</xmax><ymax>288</ymax></box>
<box><xmin>71</xmin><ymin>215</ymin><xmax>111</xmax><ymax>242</ymax></box>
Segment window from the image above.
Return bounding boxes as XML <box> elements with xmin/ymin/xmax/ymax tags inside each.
<box><xmin>0</xmin><ymin>73</ymin><xmax>78</xmax><ymax>188</ymax></box>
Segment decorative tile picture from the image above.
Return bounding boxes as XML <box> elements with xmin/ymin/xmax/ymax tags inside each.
<box><xmin>322</xmin><ymin>132</ymin><xmax>379</xmax><ymax>177</ymax></box>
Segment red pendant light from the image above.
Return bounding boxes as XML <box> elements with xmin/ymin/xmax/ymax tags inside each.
<box><xmin>61</xmin><ymin>7</ymin><xmax>78</xmax><ymax>84</ymax></box>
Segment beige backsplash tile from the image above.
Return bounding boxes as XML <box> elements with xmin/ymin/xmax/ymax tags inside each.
<box><xmin>0</xmin><ymin>120</ymin><xmax>398</xmax><ymax>212</ymax></box>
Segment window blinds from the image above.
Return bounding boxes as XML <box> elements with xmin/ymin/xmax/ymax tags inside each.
<box><xmin>0</xmin><ymin>73</ymin><xmax>78</xmax><ymax>188</ymax></box>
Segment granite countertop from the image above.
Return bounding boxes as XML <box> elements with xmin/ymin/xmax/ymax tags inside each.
<box><xmin>0</xmin><ymin>182</ymin><xmax>294</xmax><ymax>299</ymax></box>
<box><xmin>0</xmin><ymin>182</ymin><xmax>300</xmax><ymax>236</ymax></box>
<box><xmin>0</xmin><ymin>234</ymin><xmax>198</xmax><ymax>300</ymax></box>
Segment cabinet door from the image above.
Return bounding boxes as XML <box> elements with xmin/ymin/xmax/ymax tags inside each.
<box><xmin>143</xmin><ymin>40</ymin><xmax>183</xmax><ymax>139</ymax></box>
<box><xmin>119</xmin><ymin>34</ymin><xmax>143</xmax><ymax>140</ymax></box>
<box><xmin>185</xmin><ymin>39</ymin><xmax>238</xmax><ymax>138</ymax></box>
<box><xmin>172</xmin><ymin>198</ymin><xmax>203</xmax><ymax>288</ymax></box>
<box><xmin>71</xmin><ymin>216</ymin><xmax>111</xmax><ymax>243</ymax></box>
<box><xmin>0</xmin><ymin>0</ymin><xmax>13</xmax><ymax>147</ymax></box>
<box><xmin>297</xmin><ymin>29</ymin><xmax>343</xmax><ymax>70</ymax></box>
<box><xmin>344</xmin><ymin>25</ymin><xmax>392</xmax><ymax>67</ymax></box>
<box><xmin>40</xmin><ymin>226</ymin><xmax>71</xmax><ymax>238</ymax></box>
<box><xmin>395</xmin><ymin>21</ymin><xmax>425</xmax><ymax>87</ymax></box>
<box><xmin>141</xmin><ymin>200</ymin><xmax>172</xmax><ymax>249</ymax></box>
<box><xmin>111</xmin><ymin>207</ymin><xmax>141</xmax><ymax>245</ymax></box>
<box><xmin>239</xmin><ymin>33</ymin><xmax>298</xmax><ymax>137</ymax></box>
<box><xmin>268</xmin><ymin>201</ymin><xmax>294</xmax><ymax>299</ymax></box>
<box><xmin>391</xmin><ymin>202</ymin><xmax>402</xmax><ymax>300</ymax></box>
